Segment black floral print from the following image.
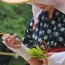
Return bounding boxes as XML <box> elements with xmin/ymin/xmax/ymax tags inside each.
<box><xmin>23</xmin><ymin>9</ymin><xmax>65</xmax><ymax>49</ymax></box>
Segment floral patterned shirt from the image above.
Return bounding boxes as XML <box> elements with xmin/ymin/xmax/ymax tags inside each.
<box><xmin>23</xmin><ymin>9</ymin><xmax>65</xmax><ymax>51</ymax></box>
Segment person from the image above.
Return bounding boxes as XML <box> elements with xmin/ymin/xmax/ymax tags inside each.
<box><xmin>2</xmin><ymin>0</ymin><xmax>65</xmax><ymax>65</ymax></box>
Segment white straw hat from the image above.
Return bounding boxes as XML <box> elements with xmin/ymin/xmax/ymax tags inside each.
<box><xmin>2</xmin><ymin>0</ymin><xmax>65</xmax><ymax>14</ymax></box>
<box><xmin>2</xmin><ymin>0</ymin><xmax>31</xmax><ymax>4</ymax></box>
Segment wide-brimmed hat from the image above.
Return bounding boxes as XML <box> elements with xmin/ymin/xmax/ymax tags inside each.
<box><xmin>2</xmin><ymin>0</ymin><xmax>65</xmax><ymax>14</ymax></box>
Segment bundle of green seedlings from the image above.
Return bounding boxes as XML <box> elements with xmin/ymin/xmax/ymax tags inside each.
<box><xmin>27</xmin><ymin>45</ymin><xmax>47</xmax><ymax>59</ymax></box>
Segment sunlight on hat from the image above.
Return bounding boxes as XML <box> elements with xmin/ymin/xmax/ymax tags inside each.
<box><xmin>2</xmin><ymin>0</ymin><xmax>30</xmax><ymax>4</ymax></box>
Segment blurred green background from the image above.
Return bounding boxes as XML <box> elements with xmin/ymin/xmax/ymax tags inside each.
<box><xmin>0</xmin><ymin>1</ymin><xmax>32</xmax><ymax>65</ymax></box>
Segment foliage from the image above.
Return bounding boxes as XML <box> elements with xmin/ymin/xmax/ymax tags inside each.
<box><xmin>0</xmin><ymin>1</ymin><xmax>32</xmax><ymax>65</ymax></box>
<box><xmin>27</xmin><ymin>45</ymin><xmax>47</xmax><ymax>59</ymax></box>
<box><xmin>9</xmin><ymin>57</ymin><xmax>26</xmax><ymax>65</ymax></box>
<box><xmin>0</xmin><ymin>2</ymin><xmax>32</xmax><ymax>39</ymax></box>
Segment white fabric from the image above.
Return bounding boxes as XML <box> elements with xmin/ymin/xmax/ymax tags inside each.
<box><xmin>2</xmin><ymin>41</ymin><xmax>32</xmax><ymax>61</ymax></box>
<box><xmin>32</xmin><ymin>3</ymin><xmax>42</xmax><ymax>24</ymax></box>
<box><xmin>48</xmin><ymin>52</ymin><xmax>65</xmax><ymax>65</ymax></box>
<box><xmin>32</xmin><ymin>0</ymin><xmax>65</xmax><ymax>14</ymax></box>
<box><xmin>27</xmin><ymin>0</ymin><xmax>65</xmax><ymax>25</ymax></box>
<box><xmin>32</xmin><ymin>0</ymin><xmax>59</xmax><ymax>5</ymax></box>
<box><xmin>26</xmin><ymin>3</ymin><xmax>42</xmax><ymax>24</ymax></box>
<box><xmin>54</xmin><ymin>0</ymin><xmax>65</xmax><ymax>14</ymax></box>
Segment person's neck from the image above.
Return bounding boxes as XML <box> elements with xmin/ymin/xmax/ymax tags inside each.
<box><xmin>33</xmin><ymin>3</ymin><xmax>55</xmax><ymax>19</ymax></box>
<box><xmin>44</xmin><ymin>6</ymin><xmax>55</xmax><ymax>19</ymax></box>
<box><xmin>48</xmin><ymin>7</ymin><xmax>55</xmax><ymax>19</ymax></box>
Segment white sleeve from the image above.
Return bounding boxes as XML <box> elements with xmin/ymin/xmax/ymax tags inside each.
<box><xmin>2</xmin><ymin>41</ymin><xmax>32</xmax><ymax>61</ymax></box>
<box><xmin>48</xmin><ymin>52</ymin><xmax>65</xmax><ymax>65</ymax></box>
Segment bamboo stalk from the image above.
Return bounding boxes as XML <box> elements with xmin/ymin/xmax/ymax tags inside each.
<box><xmin>0</xmin><ymin>52</ymin><xmax>18</xmax><ymax>56</ymax></box>
<box><xmin>0</xmin><ymin>31</ymin><xmax>5</xmax><ymax>35</ymax></box>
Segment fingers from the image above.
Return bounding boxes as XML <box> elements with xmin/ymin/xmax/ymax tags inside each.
<box><xmin>2</xmin><ymin>34</ymin><xmax>11</xmax><ymax>45</ymax></box>
<box><xmin>47</xmin><ymin>52</ymin><xmax>57</xmax><ymax>57</ymax></box>
<box><xmin>8</xmin><ymin>34</ymin><xmax>17</xmax><ymax>43</ymax></box>
<box><xmin>43</xmin><ymin>52</ymin><xmax>54</xmax><ymax>65</ymax></box>
<box><xmin>11</xmin><ymin>38</ymin><xmax>21</xmax><ymax>48</ymax></box>
<box><xmin>15</xmin><ymin>38</ymin><xmax>21</xmax><ymax>45</ymax></box>
<box><xmin>46</xmin><ymin>53</ymin><xmax>52</xmax><ymax>57</ymax></box>
<box><xmin>2</xmin><ymin>34</ymin><xmax>11</xmax><ymax>41</ymax></box>
<box><xmin>43</xmin><ymin>52</ymin><xmax>57</xmax><ymax>65</ymax></box>
<box><xmin>2</xmin><ymin>34</ymin><xmax>21</xmax><ymax>49</ymax></box>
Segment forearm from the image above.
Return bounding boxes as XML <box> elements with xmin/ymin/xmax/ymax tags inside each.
<box><xmin>3</xmin><ymin>41</ymin><xmax>43</xmax><ymax>65</ymax></box>
<box><xmin>16</xmin><ymin>47</ymin><xmax>43</xmax><ymax>65</ymax></box>
<box><xmin>10</xmin><ymin>44</ymin><xmax>43</xmax><ymax>65</ymax></box>
<box><xmin>18</xmin><ymin>44</ymin><xmax>43</xmax><ymax>65</ymax></box>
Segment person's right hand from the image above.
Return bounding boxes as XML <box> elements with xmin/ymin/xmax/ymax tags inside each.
<box><xmin>2</xmin><ymin>34</ymin><xmax>22</xmax><ymax>49</ymax></box>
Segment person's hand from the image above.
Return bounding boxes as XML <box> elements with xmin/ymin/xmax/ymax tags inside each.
<box><xmin>2</xmin><ymin>34</ymin><xmax>21</xmax><ymax>49</ymax></box>
<box><xmin>43</xmin><ymin>52</ymin><xmax>56</xmax><ymax>65</ymax></box>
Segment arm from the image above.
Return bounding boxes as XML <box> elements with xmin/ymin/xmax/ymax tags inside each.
<box><xmin>3</xmin><ymin>41</ymin><xmax>43</xmax><ymax>65</ymax></box>
<box><xmin>2</xmin><ymin>19</ymin><xmax>43</xmax><ymax>65</ymax></box>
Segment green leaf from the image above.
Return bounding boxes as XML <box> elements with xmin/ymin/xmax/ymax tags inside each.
<box><xmin>27</xmin><ymin>45</ymin><xmax>46</xmax><ymax>59</ymax></box>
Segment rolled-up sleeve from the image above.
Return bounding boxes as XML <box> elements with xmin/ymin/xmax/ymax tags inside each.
<box><xmin>48</xmin><ymin>52</ymin><xmax>65</xmax><ymax>65</ymax></box>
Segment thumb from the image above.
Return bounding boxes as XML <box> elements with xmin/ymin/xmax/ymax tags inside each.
<box><xmin>46</xmin><ymin>52</ymin><xmax>55</xmax><ymax>57</ymax></box>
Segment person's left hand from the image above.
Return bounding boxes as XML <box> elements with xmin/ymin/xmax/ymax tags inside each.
<box><xmin>43</xmin><ymin>52</ymin><xmax>56</xmax><ymax>65</ymax></box>
<box><xmin>2</xmin><ymin>34</ymin><xmax>21</xmax><ymax>49</ymax></box>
